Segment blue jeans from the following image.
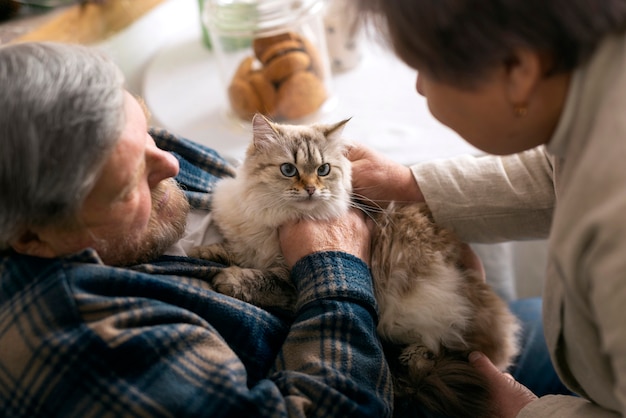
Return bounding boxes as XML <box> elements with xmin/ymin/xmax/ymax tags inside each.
<box><xmin>404</xmin><ymin>297</ymin><xmax>572</xmax><ymax>418</ymax></box>
<box><xmin>508</xmin><ymin>297</ymin><xmax>572</xmax><ymax>396</ymax></box>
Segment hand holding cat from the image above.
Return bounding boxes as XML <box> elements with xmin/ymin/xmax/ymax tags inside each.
<box><xmin>278</xmin><ymin>208</ymin><xmax>374</xmax><ymax>267</ymax></box>
<box><xmin>469</xmin><ymin>351</ymin><xmax>538</xmax><ymax>417</ymax></box>
<box><xmin>347</xmin><ymin>144</ymin><xmax>424</xmax><ymax>207</ymax></box>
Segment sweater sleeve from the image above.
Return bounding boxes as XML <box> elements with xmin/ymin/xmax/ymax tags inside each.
<box><xmin>410</xmin><ymin>146</ymin><xmax>557</xmax><ymax>243</ymax></box>
<box><xmin>518</xmin><ymin>395</ymin><xmax>620</xmax><ymax>417</ymax></box>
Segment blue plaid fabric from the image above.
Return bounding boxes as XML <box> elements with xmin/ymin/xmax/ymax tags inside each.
<box><xmin>0</xmin><ymin>130</ymin><xmax>393</xmax><ymax>417</ymax></box>
<box><xmin>150</xmin><ymin>127</ymin><xmax>237</xmax><ymax>209</ymax></box>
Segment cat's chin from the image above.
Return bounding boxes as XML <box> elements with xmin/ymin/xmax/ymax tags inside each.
<box><xmin>289</xmin><ymin>199</ymin><xmax>325</xmax><ymax>212</ymax></box>
<box><xmin>292</xmin><ymin>196</ymin><xmax>322</xmax><ymax>205</ymax></box>
<box><xmin>290</xmin><ymin>196</ymin><xmax>331</xmax><ymax>210</ymax></box>
<box><xmin>289</xmin><ymin>200</ymin><xmax>349</xmax><ymax>220</ymax></box>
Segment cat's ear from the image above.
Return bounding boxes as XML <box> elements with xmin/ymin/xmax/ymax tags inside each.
<box><xmin>251</xmin><ymin>113</ymin><xmax>279</xmax><ymax>152</ymax></box>
<box><xmin>324</xmin><ymin>117</ymin><xmax>351</xmax><ymax>142</ymax></box>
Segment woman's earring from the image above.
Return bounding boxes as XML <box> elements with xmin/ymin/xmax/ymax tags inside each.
<box><xmin>513</xmin><ymin>104</ymin><xmax>528</xmax><ymax>117</ymax></box>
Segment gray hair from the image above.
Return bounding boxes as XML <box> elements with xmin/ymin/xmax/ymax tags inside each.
<box><xmin>0</xmin><ymin>42</ymin><xmax>126</xmax><ymax>248</ymax></box>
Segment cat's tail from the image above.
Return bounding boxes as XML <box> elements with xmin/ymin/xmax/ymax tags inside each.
<box><xmin>386</xmin><ymin>344</ymin><xmax>492</xmax><ymax>418</ymax></box>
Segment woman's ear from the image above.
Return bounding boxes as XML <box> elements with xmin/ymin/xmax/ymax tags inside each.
<box><xmin>10</xmin><ymin>229</ymin><xmax>59</xmax><ymax>258</ymax></box>
<box><xmin>503</xmin><ymin>48</ymin><xmax>548</xmax><ymax>106</ymax></box>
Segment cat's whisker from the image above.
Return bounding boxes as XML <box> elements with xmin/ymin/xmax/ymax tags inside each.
<box><xmin>349</xmin><ymin>194</ymin><xmax>401</xmax><ymax>228</ymax></box>
<box><xmin>351</xmin><ymin>189</ymin><xmax>421</xmax><ymax>206</ymax></box>
<box><xmin>350</xmin><ymin>192</ymin><xmax>386</xmax><ymax>211</ymax></box>
<box><xmin>348</xmin><ymin>201</ymin><xmax>385</xmax><ymax>228</ymax></box>
<box><xmin>351</xmin><ymin>201</ymin><xmax>385</xmax><ymax>216</ymax></box>
<box><xmin>349</xmin><ymin>199</ymin><xmax>407</xmax><ymax>230</ymax></box>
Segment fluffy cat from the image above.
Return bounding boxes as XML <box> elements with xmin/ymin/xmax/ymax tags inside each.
<box><xmin>191</xmin><ymin>114</ymin><xmax>520</xmax><ymax>417</ymax></box>
<box><xmin>190</xmin><ymin>114</ymin><xmax>353</xmax><ymax>316</ymax></box>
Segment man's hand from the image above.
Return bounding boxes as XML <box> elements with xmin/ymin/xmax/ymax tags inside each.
<box><xmin>278</xmin><ymin>208</ymin><xmax>373</xmax><ymax>268</ymax></box>
<box><xmin>347</xmin><ymin>144</ymin><xmax>424</xmax><ymax>207</ymax></box>
<box><xmin>469</xmin><ymin>352</ymin><xmax>538</xmax><ymax>417</ymax></box>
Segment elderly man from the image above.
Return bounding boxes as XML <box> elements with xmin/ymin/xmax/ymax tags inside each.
<box><xmin>0</xmin><ymin>42</ymin><xmax>392</xmax><ymax>417</ymax></box>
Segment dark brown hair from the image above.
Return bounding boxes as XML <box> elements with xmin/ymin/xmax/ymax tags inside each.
<box><xmin>357</xmin><ymin>0</ymin><xmax>626</xmax><ymax>87</ymax></box>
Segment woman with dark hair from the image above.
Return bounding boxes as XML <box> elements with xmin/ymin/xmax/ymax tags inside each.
<box><xmin>350</xmin><ymin>0</ymin><xmax>626</xmax><ymax>416</ymax></box>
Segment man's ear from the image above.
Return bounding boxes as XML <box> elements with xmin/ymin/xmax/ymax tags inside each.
<box><xmin>503</xmin><ymin>48</ymin><xmax>548</xmax><ymax>106</ymax></box>
<box><xmin>10</xmin><ymin>229</ymin><xmax>58</xmax><ymax>258</ymax></box>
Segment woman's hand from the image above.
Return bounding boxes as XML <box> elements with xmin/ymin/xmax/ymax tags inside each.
<box><xmin>347</xmin><ymin>143</ymin><xmax>424</xmax><ymax>207</ymax></box>
<box><xmin>469</xmin><ymin>352</ymin><xmax>538</xmax><ymax>417</ymax></box>
<box><xmin>278</xmin><ymin>208</ymin><xmax>374</xmax><ymax>268</ymax></box>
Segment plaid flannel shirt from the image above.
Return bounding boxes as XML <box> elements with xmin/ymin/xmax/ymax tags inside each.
<box><xmin>0</xmin><ymin>129</ymin><xmax>393</xmax><ymax>418</ymax></box>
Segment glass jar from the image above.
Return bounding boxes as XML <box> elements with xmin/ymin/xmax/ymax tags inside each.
<box><xmin>202</xmin><ymin>0</ymin><xmax>335</xmax><ymax>124</ymax></box>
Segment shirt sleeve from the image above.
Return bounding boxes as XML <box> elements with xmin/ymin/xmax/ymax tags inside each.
<box><xmin>410</xmin><ymin>146</ymin><xmax>556</xmax><ymax>243</ymax></box>
<box><xmin>272</xmin><ymin>251</ymin><xmax>393</xmax><ymax>417</ymax></box>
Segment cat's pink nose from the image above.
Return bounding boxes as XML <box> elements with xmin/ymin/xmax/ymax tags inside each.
<box><xmin>306</xmin><ymin>186</ymin><xmax>316</xmax><ymax>196</ymax></box>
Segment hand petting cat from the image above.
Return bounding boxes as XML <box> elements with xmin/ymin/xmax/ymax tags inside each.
<box><xmin>278</xmin><ymin>208</ymin><xmax>374</xmax><ymax>267</ymax></box>
<box><xmin>347</xmin><ymin>144</ymin><xmax>424</xmax><ymax>207</ymax></box>
<box><xmin>348</xmin><ymin>144</ymin><xmax>485</xmax><ymax>277</ymax></box>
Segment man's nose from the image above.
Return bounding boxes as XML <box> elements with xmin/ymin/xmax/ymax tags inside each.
<box><xmin>147</xmin><ymin>146</ymin><xmax>179</xmax><ymax>188</ymax></box>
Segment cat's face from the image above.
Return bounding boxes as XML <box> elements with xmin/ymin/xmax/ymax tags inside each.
<box><xmin>242</xmin><ymin>114</ymin><xmax>352</xmax><ymax>220</ymax></box>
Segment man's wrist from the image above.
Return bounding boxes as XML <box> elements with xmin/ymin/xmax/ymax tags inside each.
<box><xmin>291</xmin><ymin>251</ymin><xmax>376</xmax><ymax>310</ymax></box>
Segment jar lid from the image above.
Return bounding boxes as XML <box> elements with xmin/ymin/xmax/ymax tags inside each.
<box><xmin>203</xmin><ymin>0</ymin><xmax>325</xmax><ymax>36</ymax></box>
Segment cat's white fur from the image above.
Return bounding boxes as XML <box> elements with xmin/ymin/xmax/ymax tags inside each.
<box><xmin>376</xmin><ymin>260</ymin><xmax>474</xmax><ymax>351</ymax></box>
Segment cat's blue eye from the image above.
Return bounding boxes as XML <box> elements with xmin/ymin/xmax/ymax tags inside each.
<box><xmin>280</xmin><ymin>163</ymin><xmax>298</xmax><ymax>177</ymax></box>
<box><xmin>317</xmin><ymin>163</ymin><xmax>331</xmax><ymax>176</ymax></box>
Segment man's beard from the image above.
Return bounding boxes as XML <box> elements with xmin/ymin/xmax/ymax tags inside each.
<box><xmin>97</xmin><ymin>178</ymin><xmax>190</xmax><ymax>266</ymax></box>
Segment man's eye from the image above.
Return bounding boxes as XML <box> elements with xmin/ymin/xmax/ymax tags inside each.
<box><xmin>280</xmin><ymin>163</ymin><xmax>298</xmax><ymax>177</ymax></box>
<box><xmin>117</xmin><ymin>189</ymin><xmax>135</xmax><ymax>203</ymax></box>
<box><xmin>317</xmin><ymin>163</ymin><xmax>330</xmax><ymax>176</ymax></box>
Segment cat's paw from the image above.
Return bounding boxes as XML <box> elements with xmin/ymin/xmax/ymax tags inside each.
<box><xmin>189</xmin><ymin>244</ymin><xmax>232</xmax><ymax>265</ymax></box>
<box><xmin>212</xmin><ymin>266</ymin><xmax>251</xmax><ymax>300</ymax></box>
<box><xmin>187</xmin><ymin>246</ymin><xmax>206</xmax><ymax>259</ymax></box>
<box><xmin>211</xmin><ymin>265</ymin><xmax>297</xmax><ymax>315</ymax></box>
<box><xmin>399</xmin><ymin>345</ymin><xmax>437</xmax><ymax>377</ymax></box>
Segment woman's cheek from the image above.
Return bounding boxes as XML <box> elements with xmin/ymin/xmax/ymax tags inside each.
<box><xmin>425</xmin><ymin>99</ymin><xmax>447</xmax><ymax>126</ymax></box>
